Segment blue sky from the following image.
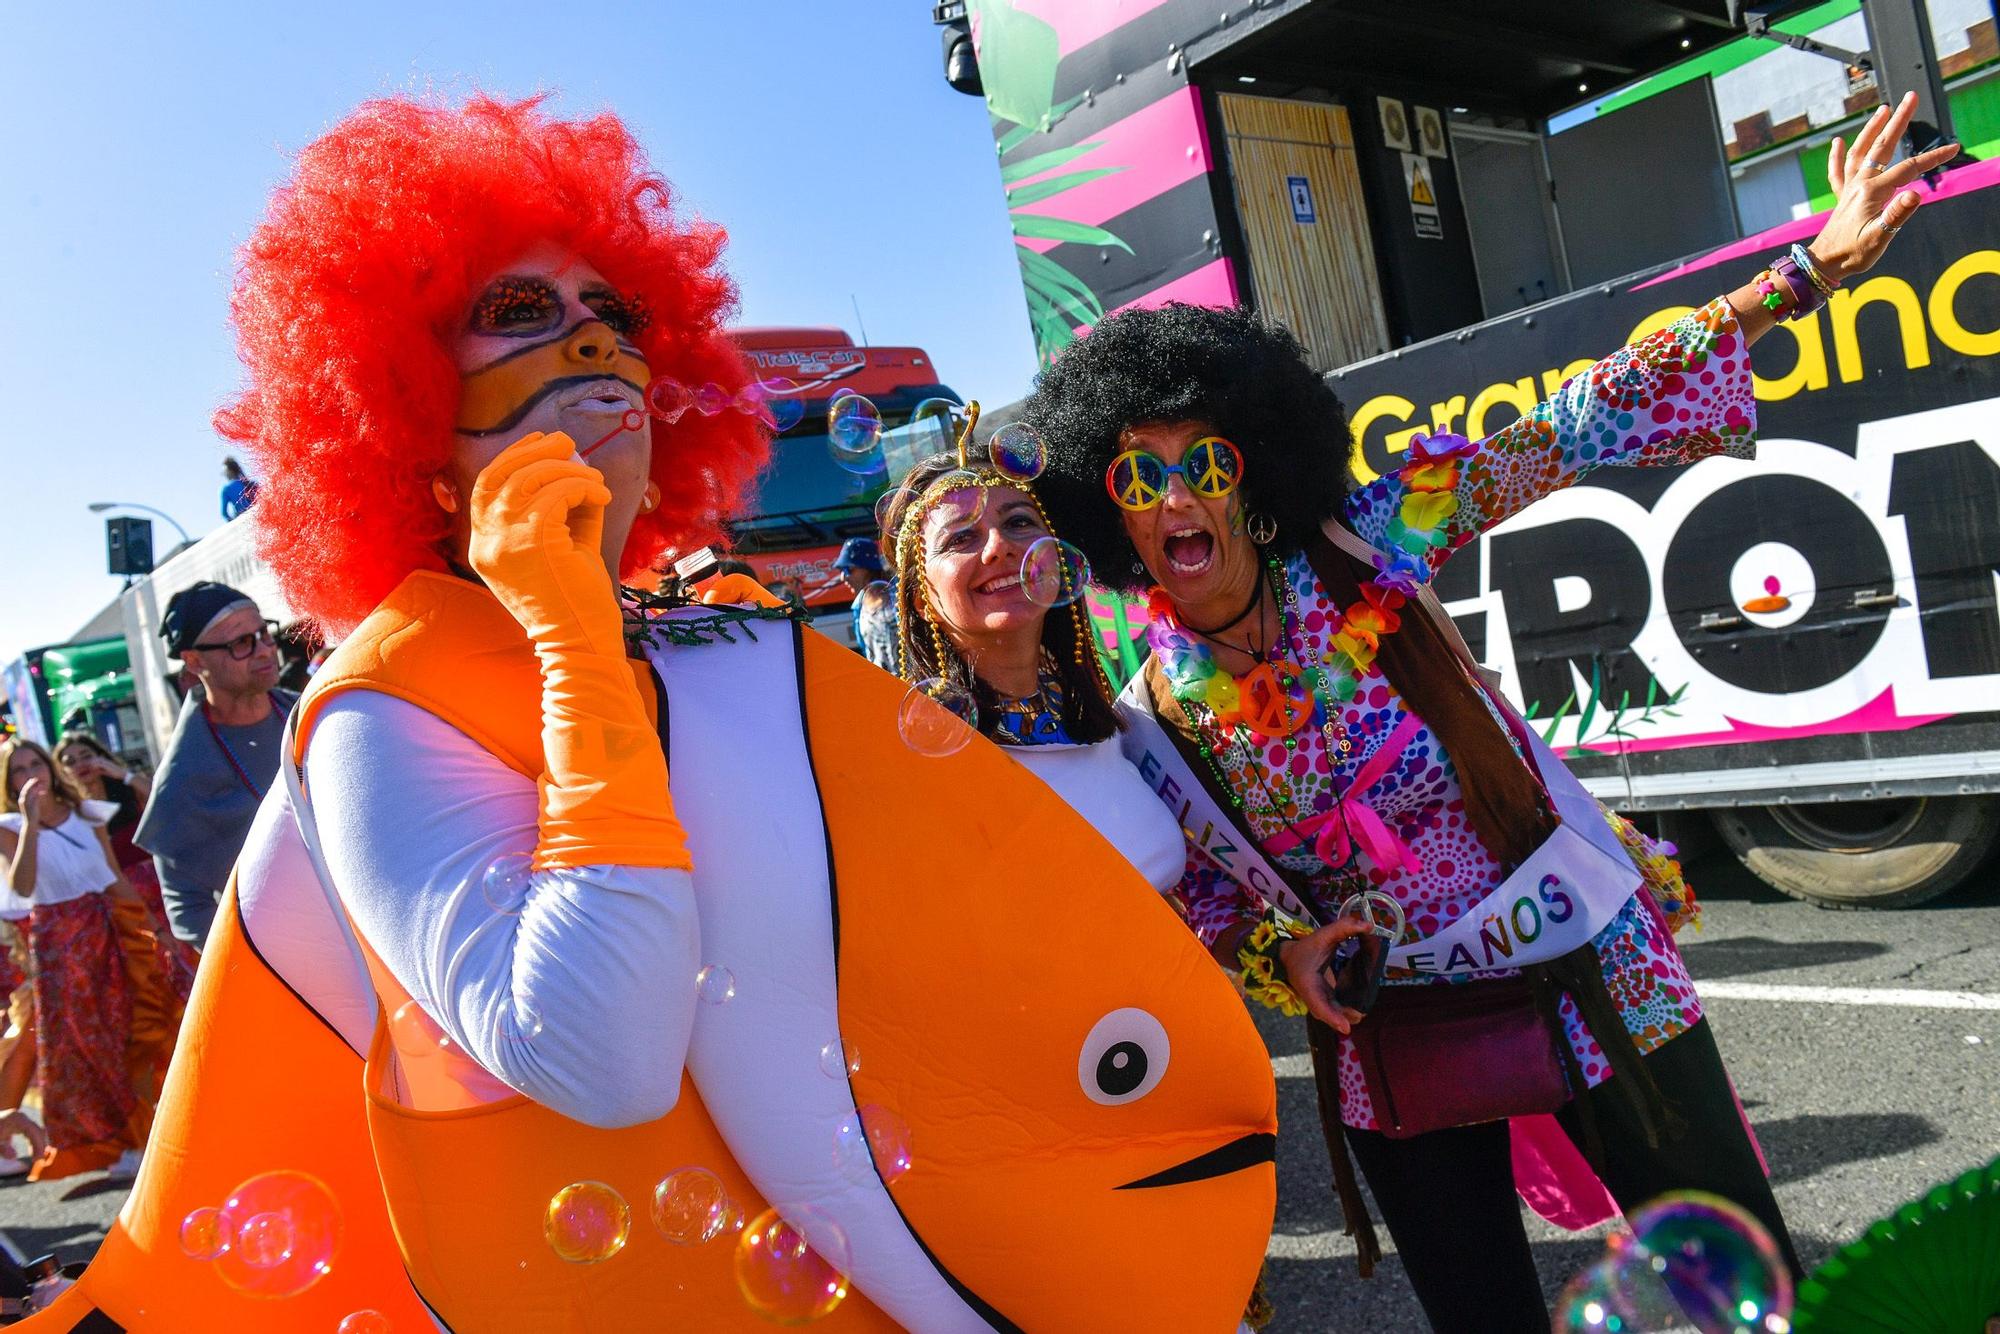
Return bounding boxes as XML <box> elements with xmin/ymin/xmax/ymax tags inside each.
<box><xmin>0</xmin><ymin>3</ymin><xmax>1033</xmax><ymax>661</ymax></box>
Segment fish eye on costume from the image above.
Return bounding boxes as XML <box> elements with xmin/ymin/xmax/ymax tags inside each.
<box><xmin>1078</xmin><ymin>1008</ymin><xmax>1171</xmax><ymax>1105</ymax></box>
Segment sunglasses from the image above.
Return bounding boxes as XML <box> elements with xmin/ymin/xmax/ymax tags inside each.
<box><xmin>1104</xmin><ymin>436</ymin><xmax>1244</xmax><ymax>512</ymax></box>
<box><xmin>190</xmin><ymin>619</ymin><xmax>281</xmax><ymax>660</ymax></box>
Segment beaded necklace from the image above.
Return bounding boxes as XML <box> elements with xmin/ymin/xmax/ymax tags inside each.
<box><xmin>1153</xmin><ymin>557</ymin><xmax>1351</xmax><ymax>826</ymax></box>
<box><xmin>202</xmin><ymin>694</ymin><xmax>284</xmax><ymax>800</ymax></box>
<box><xmin>993</xmin><ymin>669</ymin><xmax>1072</xmax><ymax>746</ymax></box>
<box><xmin>1144</xmin><ymin>430</ymin><xmax>1479</xmax><ymax>828</ymax></box>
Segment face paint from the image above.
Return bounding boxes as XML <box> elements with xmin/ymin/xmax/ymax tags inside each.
<box><xmin>446</xmin><ymin>245</ymin><xmax>658</xmax><ymax>577</ymax></box>
<box><xmin>455</xmin><ymin>319</ymin><xmax>652</xmax><ymax>436</ymax></box>
<box><xmin>453</xmin><ymin>256</ymin><xmax>654</xmax><ymax>437</ymax></box>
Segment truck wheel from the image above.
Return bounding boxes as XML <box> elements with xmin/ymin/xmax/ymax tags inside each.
<box><xmin>1711</xmin><ymin>795</ymin><xmax>2000</xmax><ymax>909</ymax></box>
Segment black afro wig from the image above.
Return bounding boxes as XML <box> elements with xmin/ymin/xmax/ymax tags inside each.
<box><xmin>1021</xmin><ymin>302</ymin><xmax>1353</xmax><ymax>593</ymax></box>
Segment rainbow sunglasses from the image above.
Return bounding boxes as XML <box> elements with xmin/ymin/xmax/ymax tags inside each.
<box><xmin>1104</xmin><ymin>436</ymin><xmax>1244</xmax><ymax>511</ymax></box>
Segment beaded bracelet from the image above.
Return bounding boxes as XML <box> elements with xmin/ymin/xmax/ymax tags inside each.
<box><xmin>1236</xmin><ymin>910</ymin><xmax>1313</xmax><ymax>1017</ymax></box>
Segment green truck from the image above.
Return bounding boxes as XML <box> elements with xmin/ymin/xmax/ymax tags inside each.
<box><xmin>2</xmin><ymin>636</ymin><xmax>143</xmax><ymax>760</ymax></box>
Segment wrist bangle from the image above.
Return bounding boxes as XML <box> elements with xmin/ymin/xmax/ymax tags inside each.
<box><xmin>1791</xmin><ymin>242</ymin><xmax>1839</xmax><ymax>296</ymax></box>
<box><xmin>1762</xmin><ymin>254</ymin><xmax>1829</xmax><ymax>322</ymax></box>
<box><xmin>1235</xmin><ymin>910</ymin><xmax>1312</xmax><ymax>1017</ymax></box>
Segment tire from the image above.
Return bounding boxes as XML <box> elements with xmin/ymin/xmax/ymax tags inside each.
<box><xmin>1710</xmin><ymin>794</ymin><xmax>2000</xmax><ymax>909</ymax></box>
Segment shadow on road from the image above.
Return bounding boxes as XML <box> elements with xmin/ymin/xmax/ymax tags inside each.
<box><xmin>1753</xmin><ymin>1111</ymin><xmax>1941</xmax><ymax>1185</ymax></box>
<box><xmin>1682</xmin><ymin>852</ymin><xmax>1791</xmax><ymax>905</ymax></box>
<box><xmin>1679</xmin><ymin>934</ymin><xmax>1889</xmax><ymax>979</ymax></box>
<box><xmin>57</xmin><ymin>1177</ymin><xmax>127</xmax><ymax>1203</ymax></box>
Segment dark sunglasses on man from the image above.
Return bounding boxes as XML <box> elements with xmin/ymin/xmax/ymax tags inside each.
<box><xmin>190</xmin><ymin>619</ymin><xmax>282</xmax><ymax>660</ymax></box>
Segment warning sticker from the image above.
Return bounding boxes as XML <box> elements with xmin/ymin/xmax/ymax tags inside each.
<box><xmin>1401</xmin><ymin>152</ymin><xmax>1443</xmax><ymax>240</ymax></box>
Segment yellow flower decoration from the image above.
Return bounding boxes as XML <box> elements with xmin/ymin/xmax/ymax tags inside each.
<box><xmin>1401</xmin><ymin>489</ymin><xmax>1460</xmax><ymax>533</ymax></box>
<box><xmin>1331</xmin><ymin>628</ymin><xmax>1379</xmax><ymax>668</ymax></box>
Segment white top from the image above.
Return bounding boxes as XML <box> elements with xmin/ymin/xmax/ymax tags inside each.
<box><xmin>293</xmin><ymin>690</ymin><xmax>702</xmax><ymax>1129</ymax></box>
<box><xmin>0</xmin><ymin>806</ymin><xmax>119</xmax><ymax>916</ymax></box>
<box><xmin>1009</xmin><ymin>737</ymin><xmax>1187</xmax><ymax>893</ymax></box>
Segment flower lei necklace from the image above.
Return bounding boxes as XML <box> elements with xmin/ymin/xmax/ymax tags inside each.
<box><xmin>1144</xmin><ymin>432</ymin><xmax>1477</xmax><ymax>813</ymax></box>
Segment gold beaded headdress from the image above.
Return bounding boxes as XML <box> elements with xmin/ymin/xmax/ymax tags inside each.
<box><xmin>887</xmin><ymin>402</ymin><xmax>1112</xmax><ymax>707</ymax></box>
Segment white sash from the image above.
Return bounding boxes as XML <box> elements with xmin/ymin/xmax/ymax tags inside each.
<box><xmin>1113</xmin><ymin>523</ymin><xmax>1642</xmax><ymax>976</ymax></box>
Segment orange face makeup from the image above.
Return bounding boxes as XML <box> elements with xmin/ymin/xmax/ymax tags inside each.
<box><xmin>455</xmin><ymin>318</ymin><xmax>652</xmax><ymax>436</ymax></box>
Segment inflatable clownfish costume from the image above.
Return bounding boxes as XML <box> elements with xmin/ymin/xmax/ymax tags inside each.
<box><xmin>24</xmin><ymin>572</ymin><xmax>1279</xmax><ymax>1332</ymax></box>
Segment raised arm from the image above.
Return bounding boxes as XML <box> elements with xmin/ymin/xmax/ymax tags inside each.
<box><xmin>1346</xmin><ymin>91</ymin><xmax>1957</xmax><ymax>587</ymax></box>
<box><xmin>1344</xmin><ymin>296</ymin><xmax>1755</xmax><ymax>580</ymax></box>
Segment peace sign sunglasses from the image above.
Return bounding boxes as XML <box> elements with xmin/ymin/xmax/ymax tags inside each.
<box><xmin>1104</xmin><ymin>436</ymin><xmax>1245</xmax><ymax>512</ymax></box>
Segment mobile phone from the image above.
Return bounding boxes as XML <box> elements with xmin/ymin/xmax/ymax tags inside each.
<box><xmin>1331</xmin><ymin>930</ymin><xmax>1389</xmax><ymax>1014</ymax></box>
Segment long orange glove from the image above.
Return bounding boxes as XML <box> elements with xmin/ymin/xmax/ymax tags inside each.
<box><xmin>467</xmin><ymin>433</ymin><xmax>690</xmax><ymax>872</ymax></box>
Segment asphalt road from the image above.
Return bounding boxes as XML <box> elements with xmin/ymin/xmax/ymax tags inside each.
<box><xmin>3</xmin><ymin>846</ymin><xmax>1996</xmax><ymax>1331</ymax></box>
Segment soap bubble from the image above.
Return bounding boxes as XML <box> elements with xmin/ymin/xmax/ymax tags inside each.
<box><xmin>1021</xmin><ymin>536</ymin><xmax>1090</xmax><ymax>608</ymax></box>
<box><xmin>924</xmin><ymin>469</ymin><xmax>989</xmax><ymax>526</ymax></box>
<box><xmin>1621</xmin><ymin>1192</ymin><xmax>1795</xmax><ymax>1333</ymax></box>
<box><xmin>734</xmin><ymin>1208</ymin><xmax>850</xmax><ymax>1324</ymax></box>
<box><xmin>741</xmin><ymin>378</ymin><xmax>806</xmax><ymax>432</ymax></box>
<box><xmin>652</xmin><ymin>1167</ymin><xmax>733</xmax><ymax>1245</ymax></box>
<box><xmin>179</xmin><ymin>1205</ymin><xmax>227</xmax><ymax>1262</ymax></box>
<box><xmin>480</xmin><ymin>851</ymin><xmax>532</xmax><ymax>914</ymax></box>
<box><xmin>827</xmin><ymin>395</ymin><xmax>884</xmax><ymax>473</ymax></box>
<box><xmin>694</xmin><ymin>383</ymin><xmax>733</xmax><ymax>417</ymax></box>
<box><xmin>697</xmin><ymin>964</ymin><xmax>737</xmax><ymax>1005</ymax></box>
<box><xmin>990</xmin><ymin>422</ymin><xmax>1047</xmax><ymax>481</ymax></box>
<box><xmin>495</xmin><ymin>1003</ymin><xmax>545</xmax><ymax>1046</ymax></box>
<box><xmin>388</xmin><ymin>999</ymin><xmax>453</xmax><ymax>1067</ymax></box>
<box><xmin>873</xmin><ymin>486</ymin><xmax>908</xmax><ymax>533</ymax></box>
<box><xmin>646</xmin><ymin>377</ymin><xmax>694</xmax><ymax>424</ymax></box>
<box><xmin>1555</xmin><ymin>1255</ymin><xmax>1683</xmax><ymax>1331</ymax></box>
<box><xmin>818</xmin><ymin>1040</ymin><xmax>861</xmax><ymax>1080</ymax></box>
<box><xmin>213</xmin><ymin>1170</ymin><xmax>342</xmax><ymax>1297</ymax></box>
<box><xmin>338</xmin><ymin>1313</ymin><xmax>392</xmax><ymax>1334</ymax></box>
<box><xmin>906</xmin><ymin>397</ymin><xmax>964</xmax><ymax>458</ymax></box>
<box><xmin>897</xmin><ymin>678</ymin><xmax>978</xmax><ymax>758</ymax></box>
<box><xmin>833</xmin><ymin>1104</ymin><xmax>914</xmax><ymax>1186</ymax></box>
<box><xmin>544</xmin><ymin>1181</ymin><xmax>631</xmax><ymax>1264</ymax></box>
<box><xmin>236</xmin><ymin>1210</ymin><xmax>296</xmax><ymax>1270</ymax></box>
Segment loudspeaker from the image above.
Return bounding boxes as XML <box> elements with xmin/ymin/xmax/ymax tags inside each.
<box><xmin>107</xmin><ymin>516</ymin><xmax>154</xmax><ymax>576</ymax></box>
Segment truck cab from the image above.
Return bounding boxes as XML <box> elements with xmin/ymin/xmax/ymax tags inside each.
<box><xmin>726</xmin><ymin>327</ymin><xmax>961</xmax><ymax>644</ymax></box>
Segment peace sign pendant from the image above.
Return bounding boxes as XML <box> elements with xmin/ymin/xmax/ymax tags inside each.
<box><xmin>1235</xmin><ymin>660</ymin><xmax>1314</xmax><ymax>739</ymax></box>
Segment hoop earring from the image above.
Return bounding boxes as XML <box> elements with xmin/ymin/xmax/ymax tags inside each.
<box><xmin>1245</xmin><ymin>511</ymin><xmax>1279</xmax><ymax>545</ymax></box>
<box><xmin>431</xmin><ymin>474</ymin><xmax>461</xmax><ymax>514</ymax></box>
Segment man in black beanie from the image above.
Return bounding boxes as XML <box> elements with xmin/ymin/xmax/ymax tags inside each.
<box><xmin>133</xmin><ymin>582</ymin><xmax>295</xmax><ymax>947</ymax></box>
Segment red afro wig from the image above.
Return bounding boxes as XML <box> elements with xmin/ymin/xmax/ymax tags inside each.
<box><xmin>215</xmin><ymin>94</ymin><xmax>766</xmax><ymax>633</ymax></box>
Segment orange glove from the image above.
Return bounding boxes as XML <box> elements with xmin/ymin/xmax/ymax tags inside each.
<box><xmin>467</xmin><ymin>433</ymin><xmax>689</xmax><ymax>872</ymax></box>
<box><xmin>695</xmin><ymin>572</ymin><xmax>787</xmax><ymax>609</ymax></box>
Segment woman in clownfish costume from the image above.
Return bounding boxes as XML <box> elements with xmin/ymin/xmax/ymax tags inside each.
<box><xmin>21</xmin><ymin>95</ymin><xmax>1279</xmax><ymax>1333</ymax></box>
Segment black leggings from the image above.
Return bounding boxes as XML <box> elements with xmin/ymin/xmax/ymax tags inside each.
<box><xmin>1331</xmin><ymin>1019</ymin><xmax>1801</xmax><ymax>1334</ymax></box>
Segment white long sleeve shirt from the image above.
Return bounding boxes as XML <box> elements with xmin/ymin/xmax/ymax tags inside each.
<box><xmin>301</xmin><ymin>690</ymin><xmax>700</xmax><ymax>1128</ymax></box>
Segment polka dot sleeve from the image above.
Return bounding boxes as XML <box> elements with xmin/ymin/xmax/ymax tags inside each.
<box><xmin>1344</xmin><ymin>296</ymin><xmax>1757</xmax><ymax>572</ymax></box>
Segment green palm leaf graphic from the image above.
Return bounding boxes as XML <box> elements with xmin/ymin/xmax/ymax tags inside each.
<box><xmin>1001</xmin><ymin>141</ymin><xmax>1106</xmax><ymax>184</ymax></box>
<box><xmin>1010</xmin><ymin>214</ymin><xmax>1135</xmax><ymax>250</ymax></box>
<box><xmin>1006</xmin><ymin>167</ymin><xmax>1126</xmax><ymax>208</ymax></box>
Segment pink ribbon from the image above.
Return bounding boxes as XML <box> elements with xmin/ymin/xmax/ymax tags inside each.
<box><xmin>1266</xmin><ymin>714</ymin><xmax>1426</xmax><ymax>878</ymax></box>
